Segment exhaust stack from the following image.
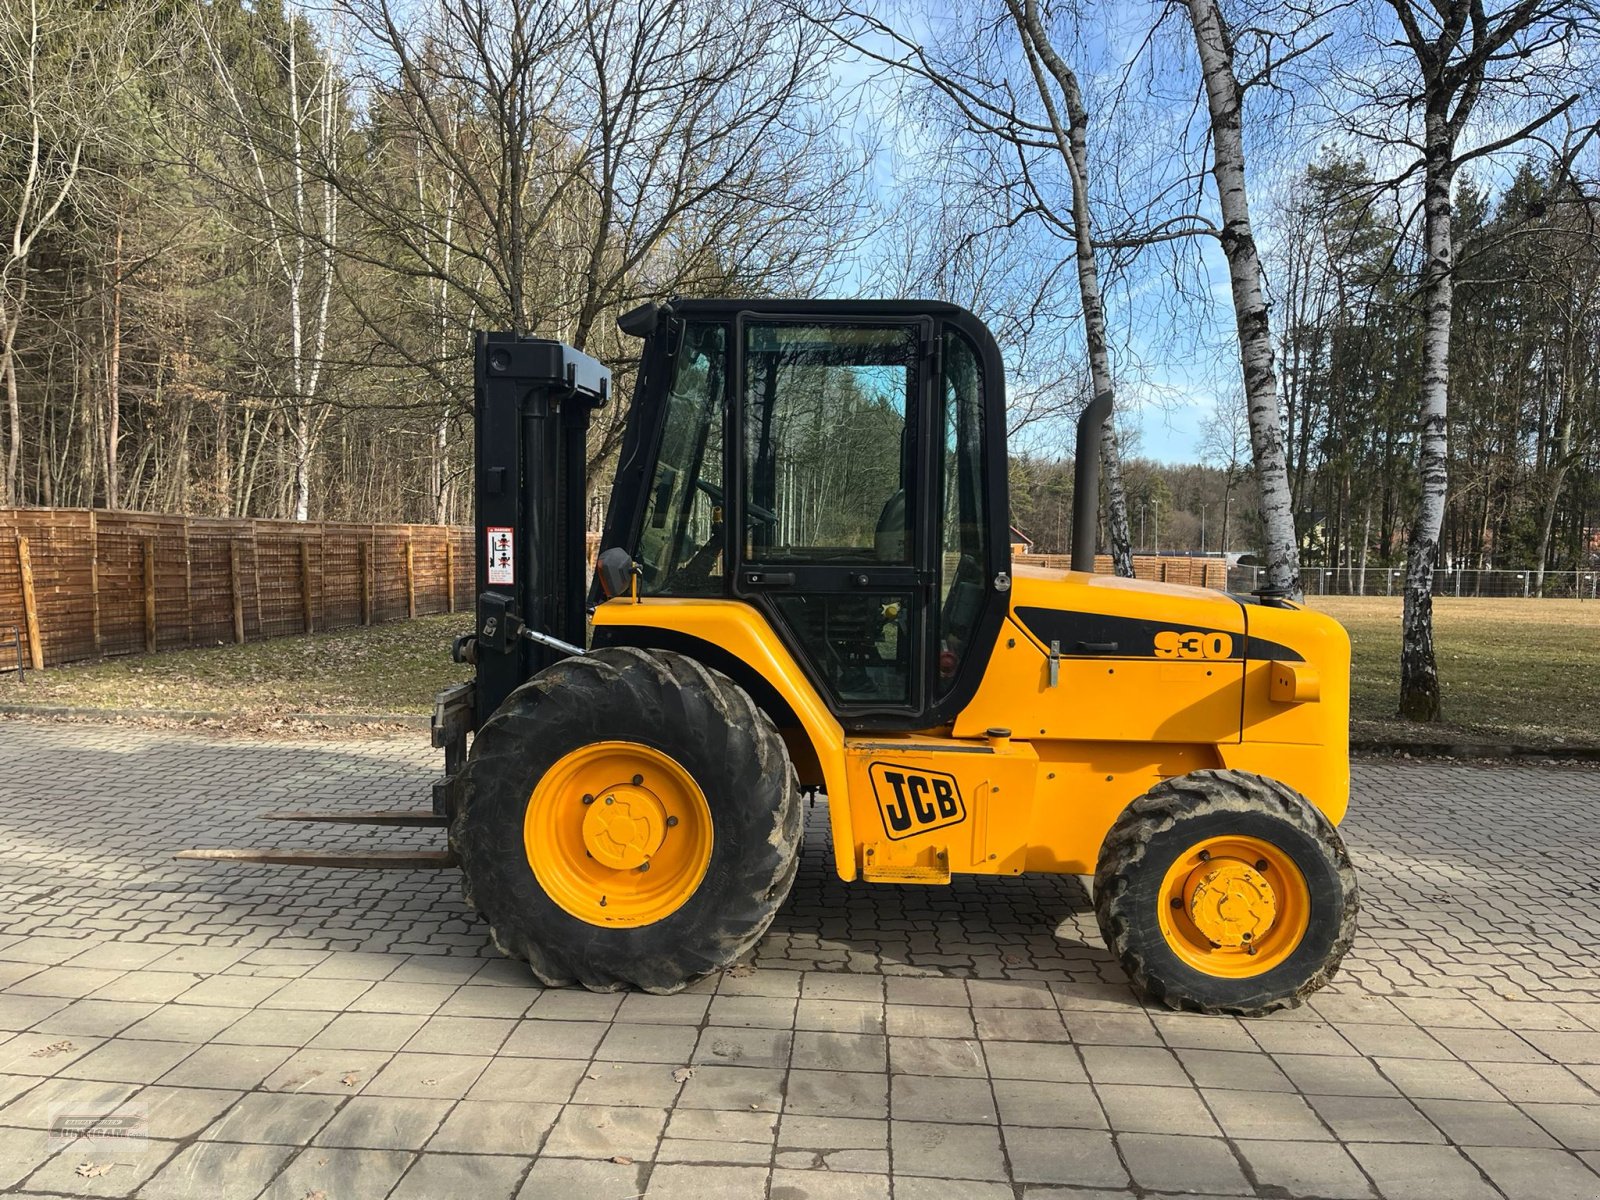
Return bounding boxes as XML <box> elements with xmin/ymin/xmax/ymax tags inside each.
<box><xmin>1071</xmin><ymin>390</ymin><xmax>1112</xmax><ymax>573</ymax></box>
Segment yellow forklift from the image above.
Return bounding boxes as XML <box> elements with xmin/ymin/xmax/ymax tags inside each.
<box><xmin>183</xmin><ymin>299</ymin><xmax>1356</xmax><ymax>1016</ymax></box>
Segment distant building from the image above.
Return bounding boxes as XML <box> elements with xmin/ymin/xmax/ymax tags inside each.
<box><xmin>1010</xmin><ymin>526</ymin><xmax>1035</xmax><ymax>556</ymax></box>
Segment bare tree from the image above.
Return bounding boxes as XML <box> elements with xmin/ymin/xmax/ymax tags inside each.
<box><xmin>1201</xmin><ymin>391</ymin><xmax>1251</xmax><ymax>554</ymax></box>
<box><xmin>833</xmin><ymin>0</ymin><xmax>1141</xmax><ymax>573</ymax></box>
<box><xmin>327</xmin><ymin>0</ymin><xmax>861</xmax><ymax>477</ymax></box>
<box><xmin>1342</xmin><ymin>0</ymin><xmax>1598</xmax><ymax>718</ymax></box>
<box><xmin>1182</xmin><ymin>0</ymin><xmax>1305</xmax><ymax>597</ymax></box>
<box><xmin>196</xmin><ymin>7</ymin><xmax>344</xmax><ymax>522</ymax></box>
<box><xmin>0</xmin><ymin>0</ymin><xmax>150</xmax><ymax>506</ymax></box>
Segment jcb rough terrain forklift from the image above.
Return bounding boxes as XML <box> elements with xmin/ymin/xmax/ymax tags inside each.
<box><xmin>184</xmin><ymin>299</ymin><xmax>1357</xmax><ymax>1016</ymax></box>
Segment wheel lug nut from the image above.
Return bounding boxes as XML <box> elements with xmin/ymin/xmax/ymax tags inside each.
<box><xmin>638</xmin><ymin>862</ymin><xmax>650</xmax><ymax>872</ymax></box>
<box><xmin>605</xmin><ymin>796</ymin><xmax>614</xmax><ymax>805</ymax></box>
<box><xmin>666</xmin><ymin>816</ymin><xmax>679</xmax><ymax>828</ymax></box>
<box><xmin>1170</xmin><ymin>898</ymin><xmax>1184</xmax><ymax>909</ymax></box>
<box><xmin>1198</xmin><ymin>850</ymin><xmax>1211</xmax><ymax>862</ymax></box>
<box><xmin>582</xmin><ymin>794</ymin><xmax>595</xmax><ymax>805</ymax></box>
<box><xmin>632</xmin><ymin>774</ymin><xmax>643</xmax><ymax>786</ymax></box>
<box><xmin>1255</xmin><ymin>859</ymin><xmax>1268</xmax><ymax>871</ymax></box>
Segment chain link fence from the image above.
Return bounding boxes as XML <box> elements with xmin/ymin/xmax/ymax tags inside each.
<box><xmin>1228</xmin><ymin>564</ymin><xmax>1600</xmax><ymax>599</ymax></box>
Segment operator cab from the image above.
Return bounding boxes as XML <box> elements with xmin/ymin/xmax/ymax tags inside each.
<box><xmin>598</xmin><ymin>300</ymin><xmax>1012</xmax><ymax>731</ymax></box>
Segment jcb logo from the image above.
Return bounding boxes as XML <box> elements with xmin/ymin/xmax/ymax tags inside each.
<box><xmin>1153</xmin><ymin>630</ymin><xmax>1235</xmax><ymax>660</ymax></box>
<box><xmin>869</xmin><ymin>763</ymin><xmax>966</xmax><ymax>840</ymax></box>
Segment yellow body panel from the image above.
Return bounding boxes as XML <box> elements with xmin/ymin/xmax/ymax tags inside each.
<box><xmin>593</xmin><ymin>566</ymin><xmax>1351</xmax><ymax>883</ymax></box>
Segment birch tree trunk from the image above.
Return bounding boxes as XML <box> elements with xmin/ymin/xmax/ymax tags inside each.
<box><xmin>1</xmin><ymin>290</ymin><xmax>19</xmax><ymax>505</ymax></box>
<box><xmin>1185</xmin><ymin>0</ymin><xmax>1302</xmax><ymax>598</ymax></box>
<box><xmin>1399</xmin><ymin>119</ymin><xmax>1453</xmax><ymax>718</ymax></box>
<box><xmin>200</xmin><ymin>10</ymin><xmax>340</xmax><ymax>522</ymax></box>
<box><xmin>1010</xmin><ymin>0</ymin><xmax>1133</xmax><ymax>575</ymax></box>
<box><xmin>105</xmin><ymin>221</ymin><xmax>123</xmax><ymax>508</ymax></box>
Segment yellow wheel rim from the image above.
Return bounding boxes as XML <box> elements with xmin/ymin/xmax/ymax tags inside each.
<box><xmin>1157</xmin><ymin>835</ymin><xmax>1310</xmax><ymax>978</ymax></box>
<box><xmin>524</xmin><ymin>741</ymin><xmax>713</xmax><ymax>928</ymax></box>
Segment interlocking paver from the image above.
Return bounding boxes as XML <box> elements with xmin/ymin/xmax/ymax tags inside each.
<box><xmin>1001</xmin><ymin>1125</ymin><xmax>1125</xmax><ymax>1187</ymax></box>
<box><xmin>427</xmin><ymin>1099</ymin><xmax>561</xmax><ymax>1153</ymax></box>
<box><xmin>891</xmin><ymin>1120</ymin><xmax>1007</xmax><ymax>1181</ymax></box>
<box><xmin>257</xmin><ymin>1146</ymin><xmax>414</xmax><ymax>1200</ymax></box>
<box><xmin>4</xmin><ymin>721</ymin><xmax>1600</xmax><ymax>1199</ymax></box>
<box><xmin>768</xmin><ymin>1169</ymin><xmax>890</xmax><ymax>1198</ymax></box>
<box><xmin>541</xmin><ymin>1102</ymin><xmax>668</xmax><ymax>1159</ymax></box>
<box><xmin>113</xmin><ymin>1085</ymin><xmax>243</xmax><ymax>1139</ymax></box>
<box><xmin>1207</xmin><ymin>1087</ymin><xmax>1334</xmax><ymax>1141</ymax></box>
<box><xmin>791</xmin><ymin>1030</ymin><xmax>885</xmax><ymax>1072</ymax></box>
<box><xmin>199</xmin><ymin>1091</ymin><xmax>343</xmax><ymax>1144</ymax></box>
<box><xmin>571</xmin><ymin>1060</ymin><xmax>685</xmax><ymax>1106</ymax></box>
<box><xmin>517</xmin><ymin>1158</ymin><xmax>646</xmax><ymax>1200</ymax></box>
<box><xmin>1307</xmin><ymin>1093</ymin><xmax>1445</xmax><ymax>1144</ymax></box>
<box><xmin>889</xmin><ymin>1073</ymin><xmax>995</xmax><ymax>1123</ymax></box>
<box><xmin>1238</xmin><ymin>1138</ymin><xmax>1375</xmax><ymax>1199</ymax></box>
<box><xmin>22</xmin><ymin>1137</ymin><xmax>177</xmax><ymax>1197</ymax></box>
<box><xmin>691</xmin><ymin>1026</ymin><xmax>792</xmax><ymax>1069</ymax></box>
<box><xmin>388</xmin><ymin>1151</ymin><xmax>530</xmax><ymax>1200</ymax></box>
<box><xmin>33</xmin><ymin>1001</ymin><xmax>160</xmax><ymax>1040</ymax></box>
<box><xmin>1117</xmin><ymin>1131</ymin><xmax>1251</xmax><ymax>1194</ymax></box>
<box><xmin>1097</xmin><ymin>1080</ymin><xmax>1219</xmax><ymax>1135</ymax></box>
<box><xmin>1464</xmin><ymin>1145</ymin><xmax>1600</xmax><ymax>1200</ymax></box>
<box><xmin>784</xmin><ymin>1068</ymin><xmax>887</xmax><ymax>1118</ymax></box>
<box><xmin>991</xmin><ymin>1078</ymin><xmax>1102</xmax><ymax>1128</ymax></box>
<box><xmin>311</xmin><ymin>1094</ymin><xmax>452</xmax><ymax>1148</ymax></box>
<box><xmin>1412</xmin><ymin>1096</ymin><xmax>1558</xmax><ymax>1147</ymax></box>
<box><xmin>1348</xmin><ymin>1141</ymin><xmax>1503</xmax><ymax>1200</ymax></box>
<box><xmin>499</xmin><ymin>1017</ymin><xmax>608</xmax><ymax>1058</ymax></box>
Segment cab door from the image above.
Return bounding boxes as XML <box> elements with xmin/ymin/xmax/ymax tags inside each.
<box><xmin>731</xmin><ymin>308</ymin><xmax>1010</xmax><ymax>733</ymax></box>
<box><xmin>733</xmin><ymin>316</ymin><xmax>930</xmax><ymax>728</ymax></box>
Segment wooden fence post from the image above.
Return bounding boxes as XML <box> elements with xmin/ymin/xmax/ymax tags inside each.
<box><xmin>17</xmin><ymin>536</ymin><xmax>44</xmax><ymax>670</ymax></box>
<box><xmin>444</xmin><ymin>533</ymin><xmax>455</xmax><ymax>614</ymax></box>
<box><xmin>229</xmin><ymin>541</ymin><xmax>246</xmax><ymax>644</ymax></box>
<box><xmin>182</xmin><ymin>518</ymin><xmax>195</xmax><ymax>647</ymax></box>
<box><xmin>300</xmin><ymin>539</ymin><xmax>315</xmax><ymax>634</ymax></box>
<box><xmin>88</xmin><ymin>511</ymin><xmax>101</xmax><ymax>653</ymax></box>
<box><xmin>405</xmin><ymin>534</ymin><xmax>417</xmax><ymax>619</ymax></box>
<box><xmin>142</xmin><ymin>536</ymin><xmax>157</xmax><ymax>653</ymax></box>
<box><xmin>358</xmin><ymin>540</ymin><xmax>372</xmax><ymax>625</ymax></box>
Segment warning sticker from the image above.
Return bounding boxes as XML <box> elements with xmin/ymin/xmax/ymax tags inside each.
<box><xmin>487</xmin><ymin>527</ymin><xmax>514</xmax><ymax>585</ymax></box>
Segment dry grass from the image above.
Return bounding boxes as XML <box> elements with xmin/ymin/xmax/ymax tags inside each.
<box><xmin>0</xmin><ymin>614</ymin><xmax>471</xmax><ymax>718</ymax></box>
<box><xmin>4</xmin><ymin>598</ymin><xmax>1596</xmax><ymax>748</ymax></box>
<box><xmin>1310</xmin><ymin>596</ymin><xmax>1600</xmax><ymax>748</ymax></box>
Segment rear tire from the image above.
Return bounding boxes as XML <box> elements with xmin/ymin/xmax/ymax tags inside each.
<box><xmin>452</xmin><ymin>646</ymin><xmax>801</xmax><ymax>992</ymax></box>
<box><xmin>1094</xmin><ymin>769</ymin><xmax>1357</xmax><ymax>1017</ymax></box>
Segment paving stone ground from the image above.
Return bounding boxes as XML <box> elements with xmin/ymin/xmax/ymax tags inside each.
<box><xmin>1</xmin><ymin>716</ymin><xmax>1598</xmax><ymax>1200</ymax></box>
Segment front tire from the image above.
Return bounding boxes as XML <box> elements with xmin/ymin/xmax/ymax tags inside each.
<box><xmin>452</xmin><ymin>646</ymin><xmax>801</xmax><ymax>992</ymax></box>
<box><xmin>1094</xmin><ymin>769</ymin><xmax>1358</xmax><ymax>1016</ymax></box>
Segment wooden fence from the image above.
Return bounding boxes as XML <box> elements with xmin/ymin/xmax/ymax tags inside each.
<box><xmin>0</xmin><ymin>508</ymin><xmax>1226</xmax><ymax>672</ymax></box>
<box><xmin>0</xmin><ymin>509</ymin><xmax>475</xmax><ymax>670</ymax></box>
<box><xmin>1016</xmin><ymin>553</ymin><xmax>1229</xmax><ymax>589</ymax></box>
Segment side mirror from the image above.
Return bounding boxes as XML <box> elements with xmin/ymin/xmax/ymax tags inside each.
<box><xmin>596</xmin><ymin>547</ymin><xmax>639</xmax><ymax>599</ymax></box>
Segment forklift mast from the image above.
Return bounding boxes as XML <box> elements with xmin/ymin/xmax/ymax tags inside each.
<box><xmin>432</xmin><ymin>333</ymin><xmax>609</xmax><ymax>803</ymax></box>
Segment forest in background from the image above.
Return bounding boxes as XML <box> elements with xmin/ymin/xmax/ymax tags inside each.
<box><xmin>3</xmin><ymin>0</ymin><xmax>1597</xmax><ymax>579</ymax></box>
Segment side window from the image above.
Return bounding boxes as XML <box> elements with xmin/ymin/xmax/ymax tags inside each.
<box><xmin>936</xmin><ymin>330</ymin><xmax>988</xmax><ymax>695</ymax></box>
<box><xmin>744</xmin><ymin>323</ymin><xmax>916</xmax><ymax>563</ymax></box>
<box><xmin>637</xmin><ymin>323</ymin><xmax>726</xmax><ymax>595</ymax></box>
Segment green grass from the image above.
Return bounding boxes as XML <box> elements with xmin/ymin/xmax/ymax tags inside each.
<box><xmin>1310</xmin><ymin>596</ymin><xmax>1600</xmax><ymax>748</ymax></box>
<box><xmin>4</xmin><ymin>599</ymin><xmax>1596</xmax><ymax>747</ymax></box>
<box><xmin>0</xmin><ymin>614</ymin><xmax>471</xmax><ymax>717</ymax></box>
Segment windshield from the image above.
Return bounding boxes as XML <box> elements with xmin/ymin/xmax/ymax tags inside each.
<box><xmin>636</xmin><ymin>322</ymin><xmax>726</xmax><ymax>595</ymax></box>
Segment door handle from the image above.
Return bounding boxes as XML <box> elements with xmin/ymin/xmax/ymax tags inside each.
<box><xmin>743</xmin><ymin>571</ymin><xmax>795</xmax><ymax>587</ymax></box>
